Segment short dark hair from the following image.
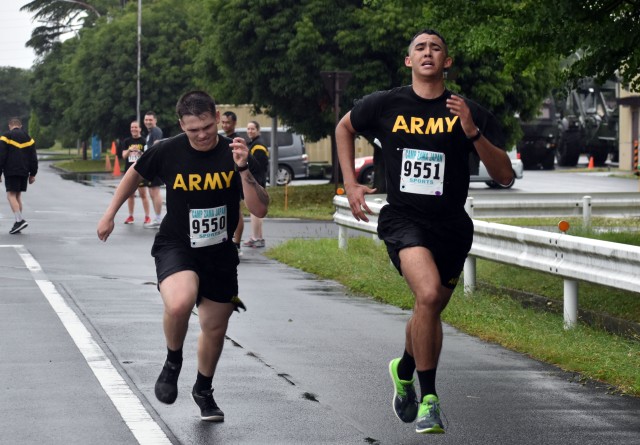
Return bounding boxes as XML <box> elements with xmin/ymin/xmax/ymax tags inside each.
<box><xmin>409</xmin><ymin>28</ymin><xmax>448</xmax><ymax>55</ymax></box>
<box><xmin>144</xmin><ymin>111</ymin><xmax>156</xmax><ymax>118</ymax></box>
<box><xmin>175</xmin><ymin>90</ymin><xmax>217</xmax><ymax>119</ymax></box>
<box><xmin>223</xmin><ymin>111</ymin><xmax>237</xmax><ymax>122</ymax></box>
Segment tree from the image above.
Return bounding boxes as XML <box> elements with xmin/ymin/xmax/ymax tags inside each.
<box><xmin>29</xmin><ymin>0</ymin><xmax>202</xmax><ymax>143</ymax></box>
<box><xmin>21</xmin><ymin>0</ymin><xmax>118</xmax><ymax>56</ymax></box>
<box><xmin>202</xmin><ymin>0</ymin><xmax>560</xmax><ymax>147</ymax></box>
<box><xmin>0</xmin><ymin>67</ymin><xmax>32</xmax><ymax>128</ymax></box>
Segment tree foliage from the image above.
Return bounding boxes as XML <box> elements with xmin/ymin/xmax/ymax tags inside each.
<box><xmin>29</xmin><ymin>0</ymin><xmax>201</xmax><ymax>142</ymax></box>
<box><xmin>19</xmin><ymin>0</ymin><xmax>640</xmax><ymax>149</ymax></box>
<box><xmin>0</xmin><ymin>67</ymin><xmax>32</xmax><ymax>127</ymax></box>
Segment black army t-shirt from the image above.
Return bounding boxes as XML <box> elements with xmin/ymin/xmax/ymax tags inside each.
<box><xmin>350</xmin><ymin>86</ymin><xmax>505</xmax><ymax>219</ymax></box>
<box><xmin>134</xmin><ymin>133</ymin><xmax>243</xmax><ymax>249</ymax></box>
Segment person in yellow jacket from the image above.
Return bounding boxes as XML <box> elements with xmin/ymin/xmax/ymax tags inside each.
<box><xmin>0</xmin><ymin>117</ymin><xmax>38</xmax><ymax>234</ymax></box>
<box><xmin>242</xmin><ymin>120</ymin><xmax>269</xmax><ymax>248</ymax></box>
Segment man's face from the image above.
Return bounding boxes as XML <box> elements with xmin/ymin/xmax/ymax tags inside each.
<box><xmin>130</xmin><ymin>122</ymin><xmax>141</xmax><ymax>138</ymax></box>
<box><xmin>179</xmin><ymin>111</ymin><xmax>220</xmax><ymax>151</ymax></box>
<box><xmin>144</xmin><ymin>114</ymin><xmax>156</xmax><ymax>130</ymax></box>
<box><xmin>405</xmin><ymin>33</ymin><xmax>451</xmax><ymax>79</ymax></box>
<box><xmin>221</xmin><ymin>115</ymin><xmax>236</xmax><ymax>136</ymax></box>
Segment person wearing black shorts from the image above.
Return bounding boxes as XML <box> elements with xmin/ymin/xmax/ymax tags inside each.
<box><xmin>97</xmin><ymin>91</ymin><xmax>269</xmax><ymax>421</ymax></box>
<box><xmin>143</xmin><ymin>111</ymin><xmax>165</xmax><ymax>228</ymax></box>
<box><xmin>119</xmin><ymin>120</ymin><xmax>150</xmax><ymax>225</ymax></box>
<box><xmin>336</xmin><ymin>28</ymin><xmax>513</xmax><ymax>435</ymax></box>
<box><xmin>0</xmin><ymin>117</ymin><xmax>38</xmax><ymax>234</ymax></box>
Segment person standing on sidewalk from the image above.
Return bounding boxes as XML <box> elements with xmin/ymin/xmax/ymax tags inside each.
<box><xmin>143</xmin><ymin>111</ymin><xmax>165</xmax><ymax>228</ymax></box>
<box><xmin>119</xmin><ymin>120</ymin><xmax>151</xmax><ymax>225</ymax></box>
<box><xmin>242</xmin><ymin>120</ymin><xmax>269</xmax><ymax>248</ymax></box>
<box><xmin>0</xmin><ymin>117</ymin><xmax>38</xmax><ymax>234</ymax></box>
<box><xmin>97</xmin><ymin>90</ymin><xmax>269</xmax><ymax>421</ymax></box>
<box><xmin>336</xmin><ymin>28</ymin><xmax>513</xmax><ymax>435</ymax></box>
<box><xmin>221</xmin><ymin>111</ymin><xmax>245</xmax><ymax>256</ymax></box>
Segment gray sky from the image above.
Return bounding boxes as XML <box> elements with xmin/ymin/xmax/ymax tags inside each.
<box><xmin>0</xmin><ymin>1</ymin><xmax>37</xmax><ymax>69</ymax></box>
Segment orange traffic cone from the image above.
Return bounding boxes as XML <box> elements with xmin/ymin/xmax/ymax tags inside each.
<box><xmin>111</xmin><ymin>141</ymin><xmax>117</xmax><ymax>155</ymax></box>
<box><xmin>113</xmin><ymin>155</ymin><xmax>122</xmax><ymax>177</ymax></box>
<box><xmin>105</xmin><ymin>153</ymin><xmax>112</xmax><ymax>172</ymax></box>
<box><xmin>588</xmin><ymin>156</ymin><xmax>594</xmax><ymax>169</ymax></box>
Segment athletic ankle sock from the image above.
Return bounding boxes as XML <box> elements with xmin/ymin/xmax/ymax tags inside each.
<box><xmin>397</xmin><ymin>350</ymin><xmax>416</xmax><ymax>381</ymax></box>
<box><xmin>166</xmin><ymin>347</ymin><xmax>183</xmax><ymax>365</ymax></box>
<box><xmin>417</xmin><ymin>368</ymin><xmax>437</xmax><ymax>400</ymax></box>
<box><xmin>194</xmin><ymin>371</ymin><xmax>213</xmax><ymax>393</ymax></box>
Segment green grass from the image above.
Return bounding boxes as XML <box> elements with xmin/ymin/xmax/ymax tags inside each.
<box><xmin>263</xmin><ymin>183</ymin><xmax>336</xmax><ymax>220</ymax></box>
<box><xmin>267</xmin><ymin>237</ymin><xmax>640</xmax><ymax>396</ymax></box>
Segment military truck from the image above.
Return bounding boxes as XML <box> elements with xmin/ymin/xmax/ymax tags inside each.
<box><xmin>517</xmin><ymin>79</ymin><xmax>619</xmax><ymax>169</ymax></box>
<box><xmin>554</xmin><ymin>78</ymin><xmax>618</xmax><ymax>167</ymax></box>
<box><xmin>516</xmin><ymin>97</ymin><xmax>559</xmax><ymax>170</ymax></box>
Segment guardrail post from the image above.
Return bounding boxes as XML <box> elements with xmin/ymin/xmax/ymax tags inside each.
<box><xmin>582</xmin><ymin>196</ymin><xmax>592</xmax><ymax>230</ymax></box>
<box><xmin>563</xmin><ymin>279</ymin><xmax>578</xmax><ymax>329</ymax></box>
<box><xmin>338</xmin><ymin>225</ymin><xmax>348</xmax><ymax>250</ymax></box>
<box><xmin>464</xmin><ymin>256</ymin><xmax>476</xmax><ymax>294</ymax></box>
<box><xmin>463</xmin><ymin>197</ymin><xmax>476</xmax><ymax>293</ymax></box>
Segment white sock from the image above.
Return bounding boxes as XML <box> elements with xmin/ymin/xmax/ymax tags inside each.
<box><xmin>15</xmin><ymin>212</ymin><xmax>22</xmax><ymax>222</ymax></box>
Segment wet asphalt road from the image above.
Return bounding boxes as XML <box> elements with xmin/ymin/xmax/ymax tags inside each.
<box><xmin>0</xmin><ymin>163</ymin><xmax>639</xmax><ymax>444</ymax></box>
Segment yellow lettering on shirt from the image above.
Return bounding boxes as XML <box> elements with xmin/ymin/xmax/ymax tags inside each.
<box><xmin>392</xmin><ymin>115</ymin><xmax>459</xmax><ymax>135</ymax></box>
<box><xmin>172</xmin><ymin>171</ymin><xmax>236</xmax><ymax>191</ymax></box>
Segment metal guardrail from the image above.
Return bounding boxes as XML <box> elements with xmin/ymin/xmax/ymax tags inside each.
<box><xmin>466</xmin><ymin>192</ymin><xmax>640</xmax><ymax>221</ymax></box>
<box><xmin>333</xmin><ymin>194</ymin><xmax>640</xmax><ymax>329</ymax></box>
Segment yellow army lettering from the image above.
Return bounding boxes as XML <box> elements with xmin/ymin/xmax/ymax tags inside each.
<box><xmin>391</xmin><ymin>115</ymin><xmax>459</xmax><ymax>134</ymax></box>
<box><xmin>172</xmin><ymin>170</ymin><xmax>235</xmax><ymax>191</ymax></box>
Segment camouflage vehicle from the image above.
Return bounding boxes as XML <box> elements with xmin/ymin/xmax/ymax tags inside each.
<box><xmin>516</xmin><ymin>97</ymin><xmax>560</xmax><ymax>170</ymax></box>
<box><xmin>554</xmin><ymin>79</ymin><xmax>618</xmax><ymax>167</ymax></box>
<box><xmin>517</xmin><ymin>79</ymin><xmax>618</xmax><ymax>169</ymax></box>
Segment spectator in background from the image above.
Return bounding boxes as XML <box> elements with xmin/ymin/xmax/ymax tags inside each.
<box><xmin>242</xmin><ymin>120</ymin><xmax>269</xmax><ymax>248</ymax></box>
<box><xmin>0</xmin><ymin>117</ymin><xmax>38</xmax><ymax>234</ymax></box>
<box><xmin>119</xmin><ymin>120</ymin><xmax>151</xmax><ymax>225</ymax></box>
<box><xmin>143</xmin><ymin>111</ymin><xmax>164</xmax><ymax>228</ymax></box>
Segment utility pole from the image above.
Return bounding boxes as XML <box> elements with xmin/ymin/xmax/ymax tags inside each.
<box><xmin>320</xmin><ymin>71</ymin><xmax>351</xmax><ymax>192</ymax></box>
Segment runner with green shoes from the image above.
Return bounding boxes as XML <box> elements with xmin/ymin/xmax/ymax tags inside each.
<box><xmin>415</xmin><ymin>394</ymin><xmax>445</xmax><ymax>434</ymax></box>
<box><xmin>388</xmin><ymin>358</ymin><xmax>418</xmax><ymax>422</ymax></box>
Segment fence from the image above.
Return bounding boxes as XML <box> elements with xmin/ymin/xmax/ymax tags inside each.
<box><xmin>333</xmin><ymin>194</ymin><xmax>640</xmax><ymax>329</ymax></box>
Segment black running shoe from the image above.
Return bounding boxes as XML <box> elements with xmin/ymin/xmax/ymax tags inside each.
<box><xmin>154</xmin><ymin>360</ymin><xmax>181</xmax><ymax>404</ymax></box>
<box><xmin>192</xmin><ymin>387</ymin><xmax>224</xmax><ymax>422</ymax></box>
<box><xmin>9</xmin><ymin>220</ymin><xmax>28</xmax><ymax>234</ymax></box>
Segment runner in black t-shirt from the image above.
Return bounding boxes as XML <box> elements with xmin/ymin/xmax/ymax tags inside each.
<box><xmin>119</xmin><ymin>120</ymin><xmax>150</xmax><ymax>225</ymax></box>
<box><xmin>336</xmin><ymin>28</ymin><xmax>513</xmax><ymax>435</ymax></box>
<box><xmin>97</xmin><ymin>91</ymin><xmax>269</xmax><ymax>422</ymax></box>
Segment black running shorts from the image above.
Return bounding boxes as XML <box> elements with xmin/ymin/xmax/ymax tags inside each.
<box><xmin>377</xmin><ymin>205</ymin><xmax>474</xmax><ymax>289</ymax></box>
<box><xmin>151</xmin><ymin>237</ymin><xmax>240</xmax><ymax>305</ymax></box>
<box><xmin>4</xmin><ymin>176</ymin><xmax>28</xmax><ymax>192</ymax></box>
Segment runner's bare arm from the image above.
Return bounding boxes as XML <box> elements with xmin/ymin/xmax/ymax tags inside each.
<box><xmin>230</xmin><ymin>137</ymin><xmax>269</xmax><ymax>217</ymax></box>
<box><xmin>97</xmin><ymin>167</ymin><xmax>144</xmax><ymax>241</ymax></box>
<box><xmin>336</xmin><ymin>111</ymin><xmax>376</xmax><ymax>222</ymax></box>
<box><xmin>446</xmin><ymin>95</ymin><xmax>513</xmax><ymax>185</ymax></box>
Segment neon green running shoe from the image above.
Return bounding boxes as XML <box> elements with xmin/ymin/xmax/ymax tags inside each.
<box><xmin>388</xmin><ymin>358</ymin><xmax>418</xmax><ymax>423</ymax></box>
<box><xmin>415</xmin><ymin>394</ymin><xmax>445</xmax><ymax>434</ymax></box>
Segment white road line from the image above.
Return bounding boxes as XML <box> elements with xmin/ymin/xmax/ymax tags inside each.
<box><xmin>9</xmin><ymin>245</ymin><xmax>171</xmax><ymax>445</ymax></box>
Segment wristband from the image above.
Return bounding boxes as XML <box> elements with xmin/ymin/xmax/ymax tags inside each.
<box><xmin>468</xmin><ymin>127</ymin><xmax>482</xmax><ymax>142</ymax></box>
<box><xmin>236</xmin><ymin>163</ymin><xmax>249</xmax><ymax>172</ymax></box>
